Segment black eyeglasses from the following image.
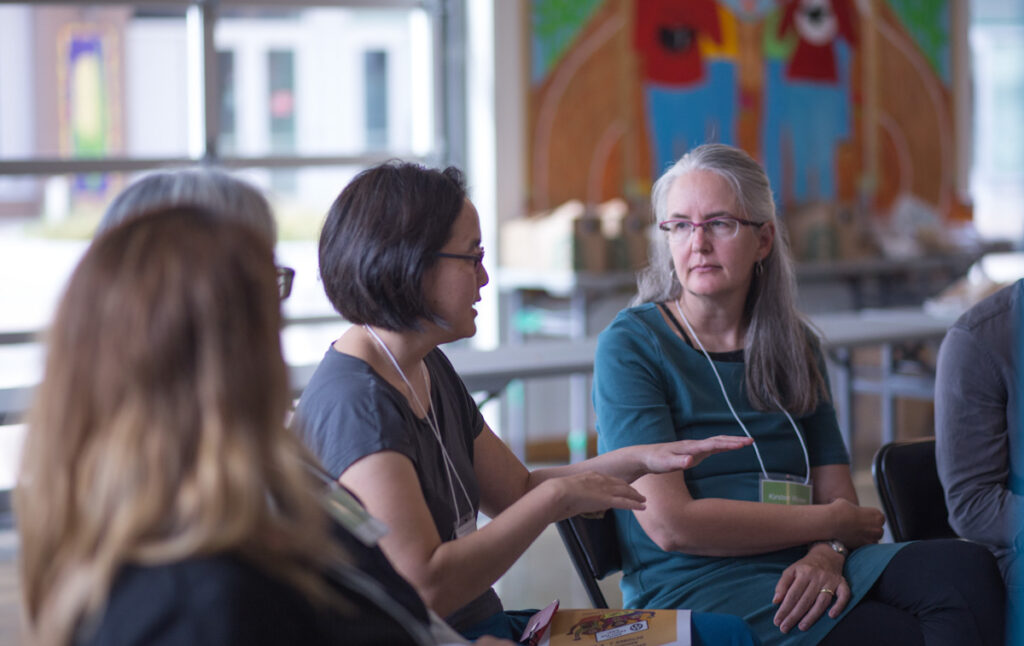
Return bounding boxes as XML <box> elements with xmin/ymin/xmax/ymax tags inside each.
<box><xmin>436</xmin><ymin>248</ymin><xmax>485</xmax><ymax>270</ymax></box>
<box><xmin>276</xmin><ymin>266</ymin><xmax>295</xmax><ymax>300</ymax></box>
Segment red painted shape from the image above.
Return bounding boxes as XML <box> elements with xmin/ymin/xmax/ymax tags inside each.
<box><xmin>778</xmin><ymin>0</ymin><xmax>858</xmax><ymax>82</ymax></box>
<box><xmin>634</xmin><ymin>0</ymin><xmax>723</xmax><ymax>85</ymax></box>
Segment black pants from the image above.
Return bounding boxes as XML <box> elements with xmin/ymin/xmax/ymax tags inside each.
<box><xmin>819</xmin><ymin>539</ymin><xmax>1005</xmax><ymax>646</ymax></box>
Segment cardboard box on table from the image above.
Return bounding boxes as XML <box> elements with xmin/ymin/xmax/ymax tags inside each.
<box><xmin>500</xmin><ymin>198</ymin><xmax>656</xmax><ymax>273</ymax></box>
<box><xmin>501</xmin><ymin>200</ymin><xmax>609</xmax><ymax>273</ymax></box>
<box><xmin>785</xmin><ymin>202</ymin><xmax>879</xmax><ymax>262</ymax></box>
<box><xmin>597</xmin><ymin>198</ymin><xmax>650</xmax><ymax>271</ymax></box>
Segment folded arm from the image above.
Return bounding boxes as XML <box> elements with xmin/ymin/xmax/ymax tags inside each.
<box><xmin>630</xmin><ymin>463</ymin><xmax>880</xmax><ymax>557</ymax></box>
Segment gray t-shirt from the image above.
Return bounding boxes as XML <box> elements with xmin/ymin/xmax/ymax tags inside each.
<box><xmin>293</xmin><ymin>346</ymin><xmax>501</xmax><ymax>631</ymax></box>
<box><xmin>935</xmin><ymin>279</ymin><xmax>1023</xmax><ymax>585</ymax></box>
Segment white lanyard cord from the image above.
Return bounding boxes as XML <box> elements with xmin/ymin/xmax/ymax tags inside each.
<box><xmin>363</xmin><ymin>326</ymin><xmax>474</xmax><ymax>516</ymax></box>
<box><xmin>773</xmin><ymin>398</ymin><xmax>812</xmax><ymax>485</ymax></box>
<box><xmin>417</xmin><ymin>362</ymin><xmax>477</xmax><ymax>511</ymax></box>
<box><xmin>673</xmin><ymin>300</ymin><xmax>811</xmax><ymax>484</ymax></box>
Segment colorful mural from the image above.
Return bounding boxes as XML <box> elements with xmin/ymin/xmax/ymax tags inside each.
<box><xmin>886</xmin><ymin>0</ymin><xmax>951</xmax><ymax>83</ymax></box>
<box><xmin>531</xmin><ymin>0</ymin><xmax>605</xmax><ymax>83</ymax></box>
<box><xmin>527</xmin><ymin>0</ymin><xmax>962</xmax><ymax>229</ymax></box>
<box><xmin>635</xmin><ymin>0</ymin><xmax>738</xmax><ymax>174</ymax></box>
<box><xmin>762</xmin><ymin>0</ymin><xmax>857</xmax><ymax>203</ymax></box>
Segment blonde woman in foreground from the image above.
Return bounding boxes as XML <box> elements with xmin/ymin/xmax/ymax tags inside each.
<box><xmin>16</xmin><ymin>206</ymin><xmax>506</xmax><ymax>646</ymax></box>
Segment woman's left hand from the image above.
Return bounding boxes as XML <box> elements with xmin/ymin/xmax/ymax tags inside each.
<box><xmin>640</xmin><ymin>435</ymin><xmax>754</xmax><ymax>475</ymax></box>
<box><xmin>771</xmin><ymin>544</ymin><xmax>849</xmax><ymax>634</ymax></box>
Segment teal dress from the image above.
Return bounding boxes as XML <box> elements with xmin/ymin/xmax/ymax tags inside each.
<box><xmin>593</xmin><ymin>304</ymin><xmax>906</xmax><ymax>646</ymax></box>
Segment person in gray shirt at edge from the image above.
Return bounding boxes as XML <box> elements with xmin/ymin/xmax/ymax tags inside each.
<box><xmin>935</xmin><ymin>277</ymin><xmax>1022</xmax><ymax>592</ymax></box>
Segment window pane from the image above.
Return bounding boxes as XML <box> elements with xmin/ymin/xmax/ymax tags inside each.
<box><xmin>268</xmin><ymin>49</ymin><xmax>297</xmax><ymax>192</ymax></box>
<box><xmin>218</xmin><ymin>50</ymin><xmax>237</xmax><ymax>155</ymax></box>
<box><xmin>970</xmin><ymin>21</ymin><xmax>1024</xmax><ymax>241</ymax></box>
<box><xmin>365</xmin><ymin>50</ymin><xmax>389</xmax><ymax>150</ymax></box>
<box><xmin>268</xmin><ymin>50</ymin><xmax>296</xmax><ymax>151</ymax></box>
<box><xmin>212</xmin><ymin>6</ymin><xmax>432</xmax><ymax>159</ymax></box>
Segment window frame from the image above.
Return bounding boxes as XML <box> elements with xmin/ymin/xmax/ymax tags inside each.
<box><xmin>0</xmin><ymin>0</ymin><xmax>462</xmax><ymax>176</ymax></box>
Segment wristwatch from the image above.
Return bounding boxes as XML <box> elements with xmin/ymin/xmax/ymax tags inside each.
<box><xmin>825</xmin><ymin>539</ymin><xmax>849</xmax><ymax>557</ymax></box>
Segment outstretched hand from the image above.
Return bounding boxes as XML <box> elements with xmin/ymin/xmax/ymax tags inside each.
<box><xmin>542</xmin><ymin>471</ymin><xmax>647</xmax><ymax>522</ymax></box>
<box><xmin>640</xmin><ymin>435</ymin><xmax>754</xmax><ymax>475</ymax></box>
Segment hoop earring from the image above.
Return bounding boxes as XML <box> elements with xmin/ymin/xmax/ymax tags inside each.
<box><xmin>755</xmin><ymin>260</ymin><xmax>764</xmax><ymax>277</ymax></box>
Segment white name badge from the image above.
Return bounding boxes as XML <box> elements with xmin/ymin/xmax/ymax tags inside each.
<box><xmin>759</xmin><ymin>472</ymin><xmax>812</xmax><ymax>505</ymax></box>
<box><xmin>455</xmin><ymin>513</ymin><xmax>477</xmax><ymax>538</ymax></box>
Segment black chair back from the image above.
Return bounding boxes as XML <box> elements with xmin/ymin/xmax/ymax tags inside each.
<box><xmin>555</xmin><ymin>512</ymin><xmax>622</xmax><ymax>609</ymax></box>
<box><xmin>872</xmin><ymin>437</ymin><xmax>958</xmax><ymax>542</ymax></box>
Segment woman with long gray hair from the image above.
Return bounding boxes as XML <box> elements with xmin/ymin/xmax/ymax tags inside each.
<box><xmin>593</xmin><ymin>143</ymin><xmax>1005</xmax><ymax>645</ymax></box>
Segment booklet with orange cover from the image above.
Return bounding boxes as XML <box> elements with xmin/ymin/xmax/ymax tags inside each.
<box><xmin>536</xmin><ymin>608</ymin><xmax>692</xmax><ymax>646</ymax></box>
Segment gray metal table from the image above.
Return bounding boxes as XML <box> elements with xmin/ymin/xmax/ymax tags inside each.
<box><xmin>1</xmin><ymin>309</ymin><xmax>956</xmax><ymax>464</ymax></box>
<box><xmin>812</xmin><ymin>308</ymin><xmax>954</xmax><ymax>453</ymax></box>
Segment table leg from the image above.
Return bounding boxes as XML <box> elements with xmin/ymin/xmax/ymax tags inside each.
<box><xmin>881</xmin><ymin>343</ymin><xmax>896</xmax><ymax>445</ymax></box>
<box><xmin>568</xmin><ymin>373</ymin><xmax>589</xmax><ymax>463</ymax></box>
<box><xmin>567</xmin><ymin>291</ymin><xmax>589</xmax><ymax>463</ymax></box>
<box><xmin>827</xmin><ymin>347</ymin><xmax>855</xmax><ymax>457</ymax></box>
<box><xmin>505</xmin><ymin>290</ymin><xmax>526</xmax><ymax>460</ymax></box>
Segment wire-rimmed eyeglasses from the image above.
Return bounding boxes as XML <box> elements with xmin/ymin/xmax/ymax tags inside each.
<box><xmin>276</xmin><ymin>266</ymin><xmax>295</xmax><ymax>300</ymax></box>
<box><xmin>658</xmin><ymin>216</ymin><xmax>763</xmax><ymax>241</ymax></box>
<box><xmin>436</xmin><ymin>247</ymin><xmax>485</xmax><ymax>270</ymax></box>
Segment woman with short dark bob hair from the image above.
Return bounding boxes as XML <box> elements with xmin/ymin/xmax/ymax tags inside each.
<box><xmin>295</xmin><ymin>160</ymin><xmax>760</xmax><ymax>644</ymax></box>
<box><xmin>318</xmin><ymin>163</ymin><xmax>468</xmax><ymax>330</ymax></box>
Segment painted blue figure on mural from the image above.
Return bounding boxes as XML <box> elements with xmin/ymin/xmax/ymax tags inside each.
<box><xmin>634</xmin><ymin>0</ymin><xmax>737</xmax><ymax>177</ymax></box>
<box><xmin>762</xmin><ymin>0</ymin><xmax>857</xmax><ymax>204</ymax></box>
